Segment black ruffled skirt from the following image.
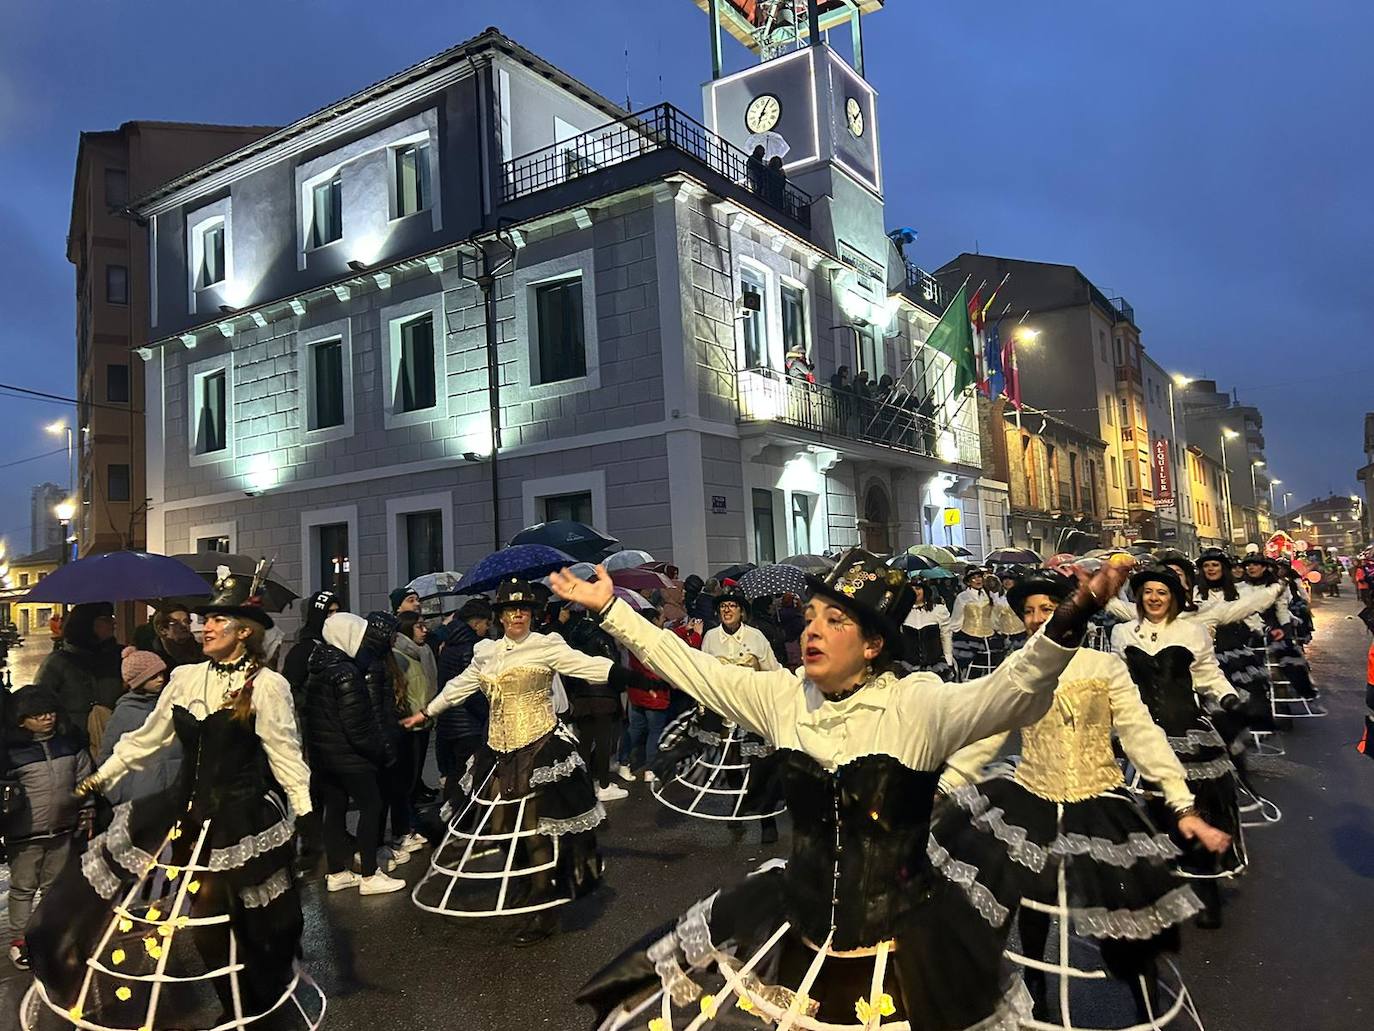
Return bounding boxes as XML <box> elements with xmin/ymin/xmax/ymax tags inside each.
<box><xmin>577</xmin><ymin>865</ymin><xmax>1029</xmax><ymax>1030</ymax></box>
<box><xmin>649</xmin><ymin>708</ymin><xmax>784</xmax><ymax>822</ymax></box>
<box><xmin>26</xmin><ymin>787</ymin><xmax>315</xmax><ymax>1029</ymax></box>
<box><xmin>953</xmin><ymin>633</ymin><xmax>1008</xmax><ymax>680</ymax></box>
<box><xmin>1214</xmin><ymin>625</ymin><xmax>1276</xmax><ymax>729</ymax></box>
<box><xmin>929</xmin><ymin>778</ymin><xmax>1201</xmax><ymax>943</ymax></box>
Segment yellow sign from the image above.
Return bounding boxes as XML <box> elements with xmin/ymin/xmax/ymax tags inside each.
<box><xmin>943</xmin><ymin>508</ymin><xmax>962</xmax><ymax>526</ymax></box>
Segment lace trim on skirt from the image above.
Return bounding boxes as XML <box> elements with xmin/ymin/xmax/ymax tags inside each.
<box><xmin>536</xmin><ymin>802</ymin><xmax>606</xmax><ymax>837</ymax></box>
<box><xmin>529</xmin><ymin>750</ymin><xmax>586</xmax><ymax>786</ymax></box>
<box><xmin>104</xmin><ymin>801</ymin><xmax>156</xmax><ymax>877</ymax></box>
<box><xmin>207</xmin><ymin>813</ymin><xmax>295</xmax><ymax>871</ymax></box>
<box><xmin>1182</xmin><ymin>756</ymin><xmax>1236</xmax><ymax>780</ymax></box>
<box><xmin>1047</xmin><ymin>830</ymin><xmax>1182</xmax><ymax>867</ymax></box>
<box><xmin>926</xmin><ymin>839</ymin><xmax>1010</xmax><ymax>928</ymax></box>
<box><xmin>1166</xmin><ymin>727</ymin><xmax>1226</xmax><ymax>754</ymax></box>
<box><xmin>81</xmin><ymin>846</ymin><xmax>121</xmax><ymax>900</ymax></box>
<box><xmin>1069</xmin><ymin>884</ymin><xmax>1204</xmax><ymax>940</ymax></box>
<box><xmin>949</xmin><ymin>785</ymin><xmax>1049</xmax><ymax>873</ymax></box>
<box><xmin>240</xmin><ymin>867</ymin><xmax>292</xmax><ymax>909</ymax></box>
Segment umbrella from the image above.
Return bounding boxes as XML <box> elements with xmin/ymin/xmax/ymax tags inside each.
<box><xmin>738</xmin><ymin>564</ymin><xmax>809</xmax><ymax>601</ymax></box>
<box><xmin>613</xmin><ymin>586</ymin><xmax>652</xmax><ymax>610</ymax></box>
<box><xmin>406</xmin><ymin>571</ymin><xmax>463</xmax><ymax>599</ymax></box>
<box><xmin>26</xmin><ymin>552</ymin><xmax>211</xmax><ymax>605</ymax></box>
<box><xmin>780</xmin><ymin>554</ymin><xmax>833</xmax><ymax>573</ymax></box>
<box><xmin>888</xmin><ymin>553</ymin><xmax>936</xmax><ymax>572</ymax></box>
<box><xmin>641</xmin><ymin>560</ymin><xmax>681</xmax><ymax>579</ymax></box>
<box><xmin>169</xmin><ymin>552</ymin><xmax>300</xmax><ymax>613</ymax></box>
<box><xmin>603</xmin><ymin>549</ymin><xmax>655</xmax><ymax>572</ymax></box>
<box><xmin>712</xmin><ymin>563</ymin><xmax>757</xmax><ymax>584</ymax></box>
<box><xmin>746</xmin><ymin>130</ymin><xmax>790</xmax><ymax>161</ymax></box>
<box><xmin>604</xmin><ymin>567</ymin><xmax>680</xmax><ymax>596</ymax></box>
<box><xmin>946</xmin><ymin>545</ymin><xmax>975</xmax><ymax>558</ymax></box>
<box><xmin>987</xmin><ymin>548</ymin><xmax>1042</xmax><ymax>566</ymax></box>
<box><xmin>509</xmin><ymin>520</ymin><xmax>620</xmax><ymax>564</ymax></box>
<box><xmin>456</xmin><ymin>545</ymin><xmax>577</xmax><ymax>595</ymax></box>
<box><xmin>907</xmin><ymin>544</ymin><xmax>961</xmax><ymax>568</ymax></box>
<box><xmin>916</xmin><ymin>567</ymin><xmax>957</xmax><ymax>580</ymax></box>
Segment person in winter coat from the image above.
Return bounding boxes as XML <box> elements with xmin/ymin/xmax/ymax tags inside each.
<box><xmin>282</xmin><ymin>590</ymin><xmax>342</xmax><ymax>707</ymax></box>
<box><xmin>3</xmin><ymin>687</ymin><xmax>93</xmax><ymax>970</ymax></box>
<box><xmin>95</xmin><ymin>648</ymin><xmax>181</xmax><ymax>805</ymax></box>
<box><xmin>304</xmin><ymin>612</ymin><xmax>406</xmax><ymax>895</ymax></box>
<box><xmin>554</xmin><ymin>602</ymin><xmax>627</xmax><ymax>801</ymax></box>
<box><xmin>617</xmin><ymin>608</ymin><xmax>674</xmax><ymax>781</ymax></box>
<box><xmin>362</xmin><ymin>612</ymin><xmax>423</xmax><ymax>868</ymax></box>
<box><xmin>148</xmin><ymin>605</ymin><xmax>202</xmax><ymax>670</ymax></box>
<box><xmin>34</xmin><ymin>603</ymin><xmax>123</xmax><ymax>752</ymax></box>
<box><xmin>434</xmin><ymin>599</ymin><xmax>493</xmax><ymax>803</ymax></box>
<box><xmin>749</xmin><ymin>595</ymin><xmax>788</xmax><ymax>666</ymax></box>
<box><xmin>396</xmin><ymin>612</ymin><xmax>438</xmax><ymax>804</ymax></box>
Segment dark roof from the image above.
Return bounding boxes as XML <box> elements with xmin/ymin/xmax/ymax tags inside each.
<box><xmin>131</xmin><ymin>27</ymin><xmax>629</xmax><ymax>212</ymax></box>
<box><xmin>9</xmin><ymin>544</ymin><xmax>64</xmax><ymax>568</ymax></box>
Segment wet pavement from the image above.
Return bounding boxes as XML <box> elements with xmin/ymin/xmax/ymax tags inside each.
<box><xmin>1</xmin><ymin>595</ymin><xmax>1371</xmax><ymax>1030</ymax></box>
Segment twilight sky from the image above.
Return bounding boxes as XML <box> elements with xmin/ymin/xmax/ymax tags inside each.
<box><xmin>1</xmin><ymin>0</ymin><xmax>1369</xmax><ymax>555</ymax></box>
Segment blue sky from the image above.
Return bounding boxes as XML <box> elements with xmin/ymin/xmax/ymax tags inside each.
<box><xmin>1</xmin><ymin>0</ymin><xmax>1369</xmax><ymax>555</ymax></box>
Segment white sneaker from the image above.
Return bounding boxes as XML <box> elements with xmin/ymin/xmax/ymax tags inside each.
<box><xmin>643</xmin><ymin>770</ymin><xmax>656</xmax><ymax>784</ymax></box>
<box><xmin>326</xmin><ymin>870</ymin><xmax>361</xmax><ymax>892</ymax></box>
<box><xmin>616</xmin><ymin>765</ymin><xmax>636</xmax><ymax>783</ymax></box>
<box><xmin>597</xmin><ymin>783</ymin><xmax>629</xmax><ymax>801</ymax></box>
<box><xmin>377</xmin><ymin>846</ymin><xmax>411</xmax><ymax>872</ymax></box>
<box><xmin>395</xmin><ymin>832</ymin><xmax>428</xmax><ymax>853</ymax></box>
<box><xmin>359</xmin><ymin>871</ymin><xmax>407</xmax><ymax>895</ymax></box>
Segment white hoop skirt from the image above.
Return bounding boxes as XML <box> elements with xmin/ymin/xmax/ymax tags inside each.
<box><xmin>648</xmin><ymin>709</ymin><xmax>785</xmax><ymax>823</ymax></box>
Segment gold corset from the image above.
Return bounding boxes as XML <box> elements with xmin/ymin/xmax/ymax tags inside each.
<box><xmin>716</xmin><ymin>653</ymin><xmax>762</xmax><ymax>671</ymax></box>
<box><xmin>1014</xmin><ymin>676</ymin><xmax>1123</xmax><ymax>802</ymax></box>
<box><xmin>481</xmin><ymin>665</ymin><xmax>556</xmax><ymax>753</ymax></box>
<box><xmin>960</xmin><ymin>602</ymin><xmax>995</xmax><ymax>638</ymax></box>
<box><xmin>995</xmin><ymin>603</ymin><xmax>1026</xmax><ymax>635</ymax></box>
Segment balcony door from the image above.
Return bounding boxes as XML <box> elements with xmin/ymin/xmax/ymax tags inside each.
<box><xmin>861</xmin><ymin>484</ymin><xmax>892</xmax><ymax>554</ymax></box>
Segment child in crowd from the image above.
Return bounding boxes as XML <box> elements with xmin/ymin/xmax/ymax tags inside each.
<box><xmin>96</xmin><ymin>647</ymin><xmax>181</xmax><ymax>805</ymax></box>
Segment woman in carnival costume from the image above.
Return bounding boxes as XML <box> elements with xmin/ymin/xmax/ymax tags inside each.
<box><xmin>1110</xmin><ymin>567</ymin><xmax>1248</xmax><ymax>930</ymax></box>
<box><xmin>951</xmin><ymin>569</ymin><xmax>1008</xmax><ymax>680</ymax></box>
<box><xmin>552</xmin><ymin>547</ymin><xmax>1129</xmax><ymax>1031</ymax></box>
<box><xmin>900</xmin><ymin>580</ymin><xmax>955</xmax><ymax>681</ymax></box>
<box><xmin>648</xmin><ymin>588</ymin><xmax>785</xmax><ymax>842</ymax></box>
<box><xmin>404</xmin><ymin>578</ymin><xmax>635</xmax><ymax>946</ymax></box>
<box><xmin>932</xmin><ymin>572</ymin><xmax>1231</xmax><ymax>1029</ymax></box>
<box><xmin>24</xmin><ymin>569</ymin><xmax>324</xmax><ymax>1031</ymax></box>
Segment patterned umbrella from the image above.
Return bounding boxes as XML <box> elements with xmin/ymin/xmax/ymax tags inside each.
<box><xmin>455</xmin><ymin>545</ymin><xmax>577</xmax><ymax>595</ymax></box>
<box><xmin>509</xmin><ymin>520</ymin><xmax>620</xmax><ymax>563</ymax></box>
<box><xmin>604</xmin><ymin>549</ymin><xmax>655</xmax><ymax>571</ymax></box>
<box><xmin>27</xmin><ymin>552</ymin><xmax>212</xmax><ymax>605</ymax></box>
<box><xmin>780</xmin><ymin>553</ymin><xmax>833</xmax><ymax>573</ymax></box>
<box><xmin>738</xmin><ymin>564</ymin><xmax>809</xmax><ymax>601</ymax></box>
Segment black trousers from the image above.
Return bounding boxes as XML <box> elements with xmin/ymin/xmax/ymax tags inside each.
<box><xmin>316</xmin><ymin>767</ymin><xmax>385</xmax><ymax>877</ymax></box>
<box><xmin>381</xmin><ymin>742</ymin><xmax>414</xmax><ymax>840</ymax></box>
<box><xmin>575</xmin><ymin>710</ymin><xmax>620</xmax><ymax>789</ymax></box>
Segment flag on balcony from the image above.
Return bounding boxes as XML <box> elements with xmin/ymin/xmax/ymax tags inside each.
<box><xmin>927</xmin><ymin>285</ymin><xmax>977</xmax><ymax>394</ymax></box>
<box><xmin>967</xmin><ymin>285</ymin><xmax>985</xmax><ymax>385</ymax></box>
<box><xmin>982</xmin><ymin>323</ymin><xmax>1005</xmax><ymax>399</ymax></box>
<box><xmin>1005</xmin><ymin>329</ymin><xmax>1023</xmax><ymax>410</ymax></box>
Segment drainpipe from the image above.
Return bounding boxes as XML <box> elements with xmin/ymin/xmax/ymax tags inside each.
<box><xmin>477</xmin><ymin>262</ymin><xmax>501</xmax><ymax>553</ymax></box>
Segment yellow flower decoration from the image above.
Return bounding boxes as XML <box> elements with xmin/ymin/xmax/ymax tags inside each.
<box><xmin>700</xmin><ymin>994</ymin><xmax>718</xmax><ymax>1019</ymax></box>
<box><xmin>736</xmin><ymin>994</ymin><xmax>756</xmax><ymax>1013</ymax></box>
<box><xmin>110</xmin><ymin>948</ymin><xmax>126</xmax><ymax>965</ymax></box>
<box><xmin>146</xmin><ymin>907</ymin><xmax>161</xmax><ymax>922</ymax></box>
<box><xmin>188</xmin><ymin>880</ymin><xmax>202</xmax><ymax>895</ymax></box>
<box><xmin>167</xmin><ymin>867</ymin><xmax>181</xmax><ymax>880</ymax></box>
<box><xmin>118</xmin><ymin>916</ymin><xmax>133</xmax><ymax>932</ymax></box>
<box><xmin>877</xmin><ymin>994</ymin><xmax>895</xmax><ymax>1016</ymax></box>
<box><xmin>648</xmin><ymin>1019</ymin><xmax>667</xmax><ymax>1031</ymax></box>
<box><xmin>170</xmin><ymin>826</ymin><xmax>182</xmax><ymax>840</ymax></box>
<box><xmin>855</xmin><ymin>993</ymin><xmax>896</xmax><ymax>1024</ymax></box>
<box><xmin>68</xmin><ymin>1005</ymin><xmax>83</xmax><ymax>1021</ymax></box>
<box><xmin>142</xmin><ymin>936</ymin><xmax>158</xmax><ymax>953</ymax></box>
<box><xmin>148</xmin><ymin>944</ymin><xmax>163</xmax><ymax>960</ymax></box>
<box><xmin>159</xmin><ymin>923</ymin><xmax>175</xmax><ymax>938</ymax></box>
<box><xmin>115</xmin><ymin>986</ymin><xmax>133</xmax><ymax>1002</ymax></box>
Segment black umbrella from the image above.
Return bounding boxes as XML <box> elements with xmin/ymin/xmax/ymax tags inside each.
<box><xmin>780</xmin><ymin>554</ymin><xmax>833</xmax><ymax>573</ymax></box>
<box><xmin>888</xmin><ymin>553</ymin><xmax>937</xmax><ymax>572</ymax></box>
<box><xmin>711</xmin><ymin>563</ymin><xmax>757</xmax><ymax>584</ymax></box>
<box><xmin>509</xmin><ymin>520</ymin><xmax>620</xmax><ymax>564</ymax></box>
<box><xmin>167</xmin><ymin>553</ymin><xmax>300</xmax><ymax>613</ymax></box>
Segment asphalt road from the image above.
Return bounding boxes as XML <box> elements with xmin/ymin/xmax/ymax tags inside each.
<box><xmin>1</xmin><ymin>594</ymin><xmax>1370</xmax><ymax>1030</ymax></box>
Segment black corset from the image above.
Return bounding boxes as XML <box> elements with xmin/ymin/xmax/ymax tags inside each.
<box><xmin>172</xmin><ymin>707</ymin><xmax>277</xmax><ymax>818</ymax></box>
<box><xmin>1122</xmin><ymin>645</ymin><xmax>1201</xmax><ymax>735</ymax></box>
<box><xmin>772</xmin><ymin>750</ymin><xmax>942</xmax><ymax>950</ymax></box>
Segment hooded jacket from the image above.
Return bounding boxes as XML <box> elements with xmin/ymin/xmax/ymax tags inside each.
<box><xmin>3</xmin><ymin>723</ymin><xmax>93</xmax><ymax>841</ymax></box>
<box><xmin>303</xmin><ymin>612</ymin><xmax>393</xmax><ymax>774</ymax></box>
<box><xmin>434</xmin><ymin>622</ymin><xmax>489</xmax><ymax>740</ymax></box>
<box><xmin>96</xmin><ymin>690</ymin><xmax>184</xmax><ymax>804</ymax></box>
<box><xmin>35</xmin><ymin>611</ymin><xmax>124</xmax><ymax>745</ymax></box>
<box><xmin>393</xmin><ymin>632</ymin><xmax>437</xmax><ymax>714</ymax></box>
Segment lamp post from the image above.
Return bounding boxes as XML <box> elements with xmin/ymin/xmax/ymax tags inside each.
<box><xmin>1268</xmin><ymin>478</ymin><xmax>1281</xmax><ymax>513</ymax></box>
<box><xmin>54</xmin><ymin>500</ymin><xmax>76</xmax><ymax>566</ymax></box>
<box><xmin>1251</xmin><ymin>460</ymin><xmax>1265</xmax><ymax>537</ymax></box>
<box><xmin>1220</xmin><ymin>428</ymin><xmax>1238</xmax><ymax>545</ymax></box>
<box><xmin>45</xmin><ymin>421</ymin><xmax>74</xmax><ymax>495</ymax></box>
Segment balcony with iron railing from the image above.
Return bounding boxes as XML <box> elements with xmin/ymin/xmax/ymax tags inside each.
<box><xmin>903</xmin><ymin>262</ymin><xmax>946</xmax><ymax>315</ymax></box>
<box><xmin>501</xmin><ymin>103</ymin><xmax>812</xmax><ymax>229</ymax></box>
<box><xmin>736</xmin><ymin>366</ymin><xmax>981</xmax><ymax>467</ymax></box>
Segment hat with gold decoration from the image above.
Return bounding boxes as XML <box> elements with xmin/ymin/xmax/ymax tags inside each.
<box><xmin>193</xmin><ymin>561</ymin><xmax>275</xmax><ymax>630</ymax></box>
<box><xmin>491</xmin><ymin>578</ymin><xmax>541</xmax><ymax>614</ymax></box>
<box><xmin>805</xmin><ymin>547</ymin><xmax>915</xmax><ymax>643</ymax></box>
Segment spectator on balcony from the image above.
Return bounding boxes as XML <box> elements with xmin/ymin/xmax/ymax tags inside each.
<box><xmin>765</xmin><ymin>155</ymin><xmax>787</xmax><ymax>209</ymax></box>
<box><xmin>785</xmin><ymin>347</ymin><xmax>815</xmax><ymax>384</ymax></box>
<box><xmin>747</xmin><ymin>145</ymin><xmax>767</xmax><ymax>197</ymax></box>
<box><xmin>854</xmin><ymin>370</ymin><xmax>876</xmax><ymax>436</ymax></box>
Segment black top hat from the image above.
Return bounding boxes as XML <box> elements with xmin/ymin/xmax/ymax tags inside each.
<box><xmin>713</xmin><ymin>588</ymin><xmax>750</xmax><ymax>613</ymax></box>
<box><xmin>806</xmin><ymin>547</ymin><xmax>914</xmax><ymax>644</ymax></box>
<box><xmin>1197</xmin><ymin>547</ymin><xmax>1233</xmax><ymax>567</ymax></box>
<box><xmin>1006</xmin><ymin>572</ymin><xmax>1072</xmax><ymax>617</ymax></box>
<box><xmin>492</xmin><ymin>578</ymin><xmax>541</xmax><ymax>613</ymax></box>
<box><xmin>1155</xmin><ymin>550</ymin><xmax>1197</xmax><ymax>587</ymax></box>
<box><xmin>1130</xmin><ymin>566</ymin><xmax>1188</xmax><ymax>610</ymax></box>
<box><xmin>1240</xmin><ymin>552</ymin><xmax>1275</xmax><ymax>567</ymax></box>
<box><xmin>194</xmin><ymin>565</ymin><xmax>274</xmax><ymax>630</ymax></box>
<box><xmin>962</xmin><ymin>567</ymin><xmax>987</xmax><ymax>585</ymax></box>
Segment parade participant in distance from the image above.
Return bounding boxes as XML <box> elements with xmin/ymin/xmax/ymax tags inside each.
<box><xmin>26</xmin><ymin>574</ymin><xmax>323</xmax><ymax>1029</ymax></box>
<box><xmin>555</xmin><ymin>548</ymin><xmax>1128</xmax><ymax>1030</ymax></box>
<box><xmin>951</xmin><ymin>567</ymin><xmax>1007</xmax><ymax>679</ymax></box>
<box><xmin>1111</xmin><ymin>567</ymin><xmax>1248</xmax><ymax>929</ymax></box>
<box><xmin>901</xmin><ymin>578</ymin><xmax>955</xmax><ymax>680</ymax></box>
<box><xmin>1242</xmin><ymin>553</ymin><xmax>1319</xmax><ymax>703</ymax></box>
<box><xmin>934</xmin><ymin>572</ymin><xmax>1230</xmax><ymax>1026</ymax></box>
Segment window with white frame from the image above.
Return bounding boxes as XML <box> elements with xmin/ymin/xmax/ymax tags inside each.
<box><xmin>543</xmin><ymin>492</ymin><xmax>593</xmax><ymax>524</ymax></box>
<box><xmin>193</xmin><ymin>368</ymin><xmax>228</xmax><ymax>456</ymax></box>
<box><xmin>781</xmin><ymin>281</ymin><xmax>807</xmax><ymax>360</ymax></box>
<box><xmin>396</xmin><ymin>314</ymin><xmax>437</xmax><ymax>413</ymax></box>
<box><xmin>740</xmin><ymin>265</ymin><xmax>769</xmax><ymax>370</ymax></box>
<box><xmin>309</xmin><ymin>173</ymin><xmax>343</xmax><ymax>249</ymax></box>
<box><xmin>310</xmin><ymin>339</ymin><xmax>346</xmax><ymax>430</ymax></box>
<box><xmin>198</xmin><ymin>221</ymin><xmax>225</xmax><ymax>288</ymax></box>
<box><xmin>791</xmin><ymin>493</ymin><xmax>812</xmax><ymax>551</ymax></box>
<box><xmin>534</xmin><ymin>277</ymin><xmax>586</xmax><ymax>384</ymax></box>
<box><xmin>393</xmin><ymin>141</ymin><xmax>432</xmax><ymax>218</ymax></box>
<box><xmin>298</xmin><ymin>317</ymin><xmax>353</xmax><ymax>442</ymax></box>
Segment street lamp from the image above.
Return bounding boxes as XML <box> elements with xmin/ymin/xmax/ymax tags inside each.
<box><xmin>45</xmin><ymin>420</ymin><xmax>75</xmax><ymax>495</ymax></box>
<box><xmin>1268</xmin><ymin>478</ymin><xmax>1281</xmax><ymax>513</ymax></box>
<box><xmin>54</xmin><ymin>500</ymin><xmax>76</xmax><ymax>566</ymax></box>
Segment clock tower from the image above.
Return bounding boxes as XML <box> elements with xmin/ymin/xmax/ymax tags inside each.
<box><xmin>697</xmin><ymin>0</ymin><xmax>889</xmax><ymax>280</ymax></box>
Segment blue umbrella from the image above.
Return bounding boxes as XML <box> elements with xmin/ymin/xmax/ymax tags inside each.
<box><xmin>24</xmin><ymin>551</ymin><xmax>212</xmax><ymax>605</ymax></box>
<box><xmin>738</xmin><ymin>564</ymin><xmax>809</xmax><ymax>601</ymax></box>
<box><xmin>453</xmin><ymin>545</ymin><xmax>577</xmax><ymax>595</ymax></box>
<box><xmin>915</xmin><ymin>567</ymin><xmax>958</xmax><ymax>580</ymax></box>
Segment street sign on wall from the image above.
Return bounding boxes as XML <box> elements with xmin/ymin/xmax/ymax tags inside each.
<box><xmin>1152</xmin><ymin>438</ymin><xmax>1175</xmax><ymax>505</ymax></box>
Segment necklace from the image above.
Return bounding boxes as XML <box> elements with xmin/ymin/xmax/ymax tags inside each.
<box><xmin>209</xmin><ymin>654</ymin><xmax>251</xmax><ymax>677</ymax></box>
<box><xmin>822</xmin><ymin>680</ymin><xmax>867</xmax><ymax>704</ymax></box>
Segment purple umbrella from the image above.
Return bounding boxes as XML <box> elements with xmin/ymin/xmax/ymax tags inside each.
<box><xmin>454</xmin><ymin>545</ymin><xmax>577</xmax><ymax>595</ymax></box>
<box><xmin>24</xmin><ymin>551</ymin><xmax>212</xmax><ymax>605</ymax></box>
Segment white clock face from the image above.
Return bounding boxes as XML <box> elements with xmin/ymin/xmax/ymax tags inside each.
<box><xmin>846</xmin><ymin>97</ymin><xmax>865</xmax><ymax>138</ymax></box>
<box><xmin>745</xmin><ymin>94</ymin><xmax>782</xmax><ymax>134</ymax></box>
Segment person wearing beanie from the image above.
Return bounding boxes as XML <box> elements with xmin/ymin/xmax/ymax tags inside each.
<box><xmin>3</xmin><ymin>686</ymin><xmax>94</xmax><ymax>970</ymax></box>
<box><xmin>95</xmin><ymin>648</ymin><xmax>180</xmax><ymax>806</ymax></box>
<box><xmin>433</xmin><ymin>598</ymin><xmax>494</xmax><ymax>803</ymax></box>
<box><xmin>390</xmin><ymin>587</ymin><xmax>421</xmax><ymax>615</ymax></box>
<box><xmin>282</xmin><ymin>590</ymin><xmax>343</xmax><ymax>707</ymax></box>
